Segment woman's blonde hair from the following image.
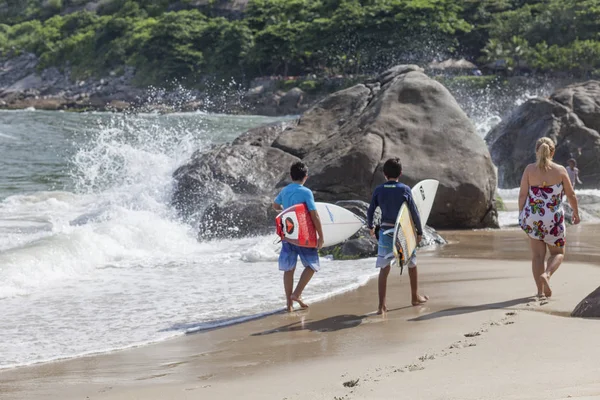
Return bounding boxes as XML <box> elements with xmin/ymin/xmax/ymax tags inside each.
<box><xmin>535</xmin><ymin>137</ymin><xmax>555</xmax><ymax>170</ymax></box>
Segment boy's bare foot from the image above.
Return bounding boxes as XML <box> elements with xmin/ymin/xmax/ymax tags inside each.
<box><xmin>540</xmin><ymin>273</ymin><xmax>552</xmax><ymax>297</ymax></box>
<box><xmin>290</xmin><ymin>294</ymin><xmax>309</xmax><ymax>309</ymax></box>
<box><xmin>412</xmin><ymin>294</ymin><xmax>429</xmax><ymax>306</ymax></box>
<box><xmin>377</xmin><ymin>305</ymin><xmax>387</xmax><ymax>315</ymax></box>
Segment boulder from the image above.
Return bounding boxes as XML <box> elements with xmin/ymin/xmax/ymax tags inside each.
<box><xmin>571</xmin><ymin>286</ymin><xmax>600</xmax><ymax>318</ymax></box>
<box><xmin>172</xmin><ymin>144</ymin><xmax>300</xmax><ymax>238</ymax></box>
<box><xmin>278</xmin><ymin>88</ymin><xmax>305</xmax><ymax>114</ymax></box>
<box><xmin>300</xmin><ymin>66</ymin><xmax>498</xmax><ymax>229</ymax></box>
<box><xmin>486</xmin><ymin>81</ymin><xmax>600</xmax><ymax>188</ymax></box>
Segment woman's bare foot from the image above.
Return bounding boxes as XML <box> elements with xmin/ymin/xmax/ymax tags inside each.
<box><xmin>290</xmin><ymin>294</ymin><xmax>309</xmax><ymax>309</ymax></box>
<box><xmin>540</xmin><ymin>273</ymin><xmax>552</xmax><ymax>297</ymax></box>
<box><xmin>286</xmin><ymin>303</ymin><xmax>294</xmax><ymax>312</ymax></box>
<box><xmin>377</xmin><ymin>305</ymin><xmax>387</xmax><ymax>315</ymax></box>
<box><xmin>536</xmin><ymin>292</ymin><xmax>545</xmax><ymax>300</ymax></box>
<box><xmin>412</xmin><ymin>294</ymin><xmax>429</xmax><ymax>306</ymax></box>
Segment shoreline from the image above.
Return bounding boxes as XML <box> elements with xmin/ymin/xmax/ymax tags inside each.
<box><xmin>1</xmin><ymin>224</ymin><xmax>599</xmax><ymax>399</ymax></box>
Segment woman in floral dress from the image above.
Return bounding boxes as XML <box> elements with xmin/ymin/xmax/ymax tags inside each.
<box><xmin>518</xmin><ymin>138</ymin><xmax>580</xmax><ymax>298</ymax></box>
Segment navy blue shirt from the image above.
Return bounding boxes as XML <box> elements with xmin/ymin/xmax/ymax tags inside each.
<box><xmin>367</xmin><ymin>181</ymin><xmax>423</xmax><ymax>235</ymax></box>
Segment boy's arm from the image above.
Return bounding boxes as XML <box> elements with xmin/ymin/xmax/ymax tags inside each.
<box><xmin>273</xmin><ymin>192</ymin><xmax>283</xmax><ymax>212</ymax></box>
<box><xmin>367</xmin><ymin>189</ymin><xmax>379</xmax><ymax>237</ymax></box>
<box><xmin>304</xmin><ymin>190</ymin><xmax>324</xmax><ymax>248</ymax></box>
<box><xmin>309</xmin><ymin>210</ymin><xmax>325</xmax><ymax>249</ymax></box>
<box><xmin>367</xmin><ymin>188</ymin><xmax>379</xmax><ymax>229</ymax></box>
<box><xmin>406</xmin><ymin>192</ymin><xmax>423</xmax><ymax>237</ymax></box>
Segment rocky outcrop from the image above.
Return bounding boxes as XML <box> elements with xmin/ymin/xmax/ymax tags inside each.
<box><xmin>0</xmin><ymin>52</ymin><xmax>317</xmax><ymax>114</ymax></box>
<box><xmin>486</xmin><ymin>81</ymin><xmax>600</xmax><ymax>188</ymax></box>
<box><xmin>572</xmin><ymin>286</ymin><xmax>600</xmax><ymax>318</ymax></box>
<box><xmin>0</xmin><ymin>53</ymin><xmax>144</xmax><ymax>111</ymax></box>
<box><xmin>297</xmin><ymin>66</ymin><xmax>498</xmax><ymax>229</ymax></box>
<box><xmin>172</xmin><ymin>64</ymin><xmax>499</xmax><ymax>239</ymax></box>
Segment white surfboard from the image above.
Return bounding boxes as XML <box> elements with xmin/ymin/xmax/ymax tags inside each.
<box><xmin>316</xmin><ymin>202</ymin><xmax>364</xmax><ymax>247</ymax></box>
<box><xmin>391</xmin><ymin>179</ymin><xmax>439</xmax><ymax>270</ymax></box>
<box><xmin>276</xmin><ymin>202</ymin><xmax>364</xmax><ymax>248</ymax></box>
<box><xmin>411</xmin><ymin>179</ymin><xmax>439</xmax><ymax>226</ymax></box>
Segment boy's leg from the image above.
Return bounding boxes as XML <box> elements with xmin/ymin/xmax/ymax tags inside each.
<box><xmin>378</xmin><ymin>264</ymin><xmax>391</xmax><ymax>314</ymax></box>
<box><xmin>376</xmin><ymin>229</ymin><xmax>394</xmax><ymax>314</ymax></box>
<box><xmin>408</xmin><ymin>253</ymin><xmax>428</xmax><ymax>306</ymax></box>
<box><xmin>279</xmin><ymin>243</ymin><xmax>298</xmax><ymax>312</ymax></box>
<box><xmin>291</xmin><ymin>267</ymin><xmax>314</xmax><ymax>309</ymax></box>
<box><xmin>283</xmin><ymin>269</ymin><xmax>295</xmax><ymax>312</ymax></box>
<box><xmin>291</xmin><ymin>246</ymin><xmax>320</xmax><ymax>308</ymax></box>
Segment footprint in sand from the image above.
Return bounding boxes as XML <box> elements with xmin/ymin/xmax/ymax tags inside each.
<box><xmin>418</xmin><ymin>353</ymin><xmax>436</xmax><ymax>362</ymax></box>
<box><xmin>406</xmin><ymin>363</ymin><xmax>425</xmax><ymax>372</ymax></box>
<box><xmin>464</xmin><ymin>331</ymin><xmax>481</xmax><ymax>338</ymax></box>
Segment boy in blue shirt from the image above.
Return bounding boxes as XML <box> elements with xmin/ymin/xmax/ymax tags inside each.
<box><xmin>367</xmin><ymin>158</ymin><xmax>428</xmax><ymax>314</ymax></box>
<box><xmin>273</xmin><ymin>161</ymin><xmax>325</xmax><ymax>312</ymax></box>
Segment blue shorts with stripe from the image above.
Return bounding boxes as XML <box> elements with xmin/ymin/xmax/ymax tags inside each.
<box><xmin>376</xmin><ymin>229</ymin><xmax>416</xmax><ymax>269</ymax></box>
<box><xmin>279</xmin><ymin>242</ymin><xmax>320</xmax><ymax>272</ymax></box>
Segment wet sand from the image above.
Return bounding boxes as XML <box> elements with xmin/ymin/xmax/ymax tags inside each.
<box><xmin>1</xmin><ymin>224</ymin><xmax>599</xmax><ymax>400</ymax></box>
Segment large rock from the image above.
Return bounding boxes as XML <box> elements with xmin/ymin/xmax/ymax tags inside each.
<box><xmin>300</xmin><ymin>67</ymin><xmax>498</xmax><ymax>229</ymax></box>
<box><xmin>571</xmin><ymin>286</ymin><xmax>600</xmax><ymax>318</ymax></box>
<box><xmin>172</xmin><ymin>144</ymin><xmax>300</xmax><ymax>238</ymax></box>
<box><xmin>486</xmin><ymin>81</ymin><xmax>600</xmax><ymax>188</ymax></box>
<box><xmin>173</xmin><ymin>64</ymin><xmax>499</xmax><ymax>238</ymax></box>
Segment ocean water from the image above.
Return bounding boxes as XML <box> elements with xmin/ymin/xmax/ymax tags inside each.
<box><xmin>0</xmin><ymin>110</ymin><xmax>378</xmax><ymax>369</ymax></box>
<box><xmin>0</xmin><ymin>85</ymin><xmax>590</xmax><ymax>370</ymax></box>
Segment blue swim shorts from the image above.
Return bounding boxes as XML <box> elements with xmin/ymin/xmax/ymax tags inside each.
<box><xmin>376</xmin><ymin>229</ymin><xmax>416</xmax><ymax>269</ymax></box>
<box><xmin>279</xmin><ymin>242</ymin><xmax>320</xmax><ymax>272</ymax></box>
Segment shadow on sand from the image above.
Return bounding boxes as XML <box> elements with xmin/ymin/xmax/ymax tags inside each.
<box><xmin>252</xmin><ymin>305</ymin><xmax>415</xmax><ymax>336</ymax></box>
<box><xmin>408</xmin><ymin>297</ymin><xmax>534</xmax><ymax>322</ymax></box>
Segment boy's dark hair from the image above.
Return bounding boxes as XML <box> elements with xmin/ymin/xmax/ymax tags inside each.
<box><xmin>290</xmin><ymin>161</ymin><xmax>308</xmax><ymax>181</ymax></box>
<box><xmin>383</xmin><ymin>157</ymin><xmax>402</xmax><ymax>179</ymax></box>
<box><xmin>568</xmin><ymin>158</ymin><xmax>577</xmax><ymax>166</ymax></box>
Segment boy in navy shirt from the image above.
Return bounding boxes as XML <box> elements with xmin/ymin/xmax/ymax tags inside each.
<box><xmin>367</xmin><ymin>158</ymin><xmax>428</xmax><ymax>314</ymax></box>
<box><xmin>273</xmin><ymin>161</ymin><xmax>325</xmax><ymax>312</ymax></box>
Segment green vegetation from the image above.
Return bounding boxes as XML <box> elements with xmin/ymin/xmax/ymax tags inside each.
<box><xmin>495</xmin><ymin>193</ymin><xmax>506</xmax><ymax>212</ymax></box>
<box><xmin>1</xmin><ymin>0</ymin><xmax>600</xmax><ymax>88</ymax></box>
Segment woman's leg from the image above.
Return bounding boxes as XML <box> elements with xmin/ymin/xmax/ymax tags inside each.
<box><xmin>529</xmin><ymin>239</ymin><xmax>547</xmax><ymax>297</ymax></box>
<box><xmin>541</xmin><ymin>244</ymin><xmax>565</xmax><ymax>297</ymax></box>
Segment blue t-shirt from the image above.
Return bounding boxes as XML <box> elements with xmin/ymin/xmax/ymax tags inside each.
<box><xmin>367</xmin><ymin>181</ymin><xmax>423</xmax><ymax>235</ymax></box>
<box><xmin>274</xmin><ymin>183</ymin><xmax>317</xmax><ymax>211</ymax></box>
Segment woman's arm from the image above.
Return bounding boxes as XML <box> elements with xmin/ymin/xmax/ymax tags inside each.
<box><xmin>518</xmin><ymin>166</ymin><xmax>529</xmax><ymax>212</ymax></box>
<box><xmin>561</xmin><ymin>167</ymin><xmax>580</xmax><ymax>224</ymax></box>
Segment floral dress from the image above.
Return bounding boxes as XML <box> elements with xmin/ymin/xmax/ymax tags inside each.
<box><xmin>519</xmin><ymin>183</ymin><xmax>566</xmax><ymax>247</ymax></box>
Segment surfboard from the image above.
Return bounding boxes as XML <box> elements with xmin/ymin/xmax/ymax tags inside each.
<box><xmin>391</xmin><ymin>179</ymin><xmax>439</xmax><ymax>270</ymax></box>
<box><xmin>276</xmin><ymin>202</ymin><xmax>364</xmax><ymax>248</ymax></box>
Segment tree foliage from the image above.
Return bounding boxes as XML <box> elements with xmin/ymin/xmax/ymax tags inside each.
<box><xmin>1</xmin><ymin>0</ymin><xmax>600</xmax><ymax>87</ymax></box>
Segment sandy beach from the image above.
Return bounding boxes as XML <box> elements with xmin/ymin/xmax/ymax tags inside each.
<box><xmin>2</xmin><ymin>224</ymin><xmax>600</xmax><ymax>400</ymax></box>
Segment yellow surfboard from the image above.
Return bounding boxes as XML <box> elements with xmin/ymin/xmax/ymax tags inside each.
<box><xmin>392</xmin><ymin>179</ymin><xmax>439</xmax><ymax>271</ymax></box>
